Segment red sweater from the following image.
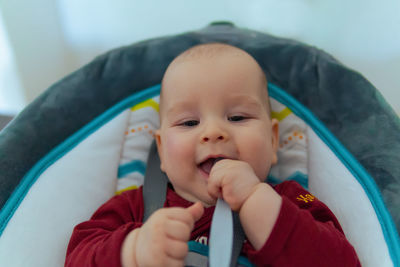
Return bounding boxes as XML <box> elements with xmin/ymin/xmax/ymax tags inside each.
<box><xmin>65</xmin><ymin>181</ymin><xmax>360</xmax><ymax>266</ymax></box>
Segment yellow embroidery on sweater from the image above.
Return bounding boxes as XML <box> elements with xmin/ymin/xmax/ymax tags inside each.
<box><xmin>296</xmin><ymin>194</ymin><xmax>315</xmax><ymax>203</ymax></box>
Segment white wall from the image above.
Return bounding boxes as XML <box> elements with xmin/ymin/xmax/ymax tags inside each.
<box><xmin>0</xmin><ymin>0</ymin><xmax>77</xmax><ymax>109</ymax></box>
<box><xmin>1</xmin><ymin>0</ymin><xmax>400</xmax><ymax>113</ymax></box>
<box><xmin>0</xmin><ymin>14</ymin><xmax>25</xmax><ymax>114</ymax></box>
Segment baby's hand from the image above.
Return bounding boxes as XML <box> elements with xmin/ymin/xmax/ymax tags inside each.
<box><xmin>207</xmin><ymin>159</ymin><xmax>260</xmax><ymax>211</ymax></box>
<box><xmin>208</xmin><ymin>160</ymin><xmax>282</xmax><ymax>250</ymax></box>
<box><xmin>121</xmin><ymin>202</ymin><xmax>204</xmax><ymax>267</ymax></box>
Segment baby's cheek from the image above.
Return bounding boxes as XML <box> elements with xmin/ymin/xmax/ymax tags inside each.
<box><xmin>245</xmin><ymin>136</ymin><xmax>273</xmax><ymax>180</ymax></box>
<box><xmin>164</xmin><ymin>132</ymin><xmax>194</xmax><ymax>159</ymax></box>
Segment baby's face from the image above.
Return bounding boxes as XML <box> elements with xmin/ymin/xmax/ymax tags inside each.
<box><xmin>156</xmin><ymin>52</ymin><xmax>279</xmax><ymax>206</ymax></box>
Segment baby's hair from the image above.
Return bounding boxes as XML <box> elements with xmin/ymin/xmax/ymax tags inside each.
<box><xmin>160</xmin><ymin>43</ymin><xmax>272</xmax><ymax>116</ymax></box>
<box><xmin>172</xmin><ymin>43</ymin><xmax>245</xmax><ymax>61</ymax></box>
<box><xmin>168</xmin><ymin>43</ymin><xmax>267</xmax><ymax>88</ymax></box>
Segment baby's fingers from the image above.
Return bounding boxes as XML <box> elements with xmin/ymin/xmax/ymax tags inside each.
<box><xmin>165</xmin><ymin>238</ymin><xmax>189</xmax><ymax>260</ymax></box>
<box><xmin>165</xmin><ymin>219</ymin><xmax>192</xmax><ymax>241</ymax></box>
<box><xmin>186</xmin><ymin>202</ymin><xmax>204</xmax><ymax>222</ymax></box>
<box><xmin>207</xmin><ymin>176</ymin><xmax>222</xmax><ymax>200</ymax></box>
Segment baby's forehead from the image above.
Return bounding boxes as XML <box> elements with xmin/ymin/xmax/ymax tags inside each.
<box><xmin>159</xmin><ymin>44</ymin><xmax>269</xmax><ymax>114</ymax></box>
<box><xmin>162</xmin><ymin>52</ymin><xmax>266</xmax><ymax>92</ymax></box>
<box><xmin>159</xmin><ymin>85</ymin><xmax>270</xmax><ymax>122</ymax></box>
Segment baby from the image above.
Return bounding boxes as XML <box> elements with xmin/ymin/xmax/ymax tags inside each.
<box><xmin>65</xmin><ymin>43</ymin><xmax>360</xmax><ymax>267</ymax></box>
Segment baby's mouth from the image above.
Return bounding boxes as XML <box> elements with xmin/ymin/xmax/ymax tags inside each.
<box><xmin>199</xmin><ymin>157</ymin><xmax>225</xmax><ymax>175</ymax></box>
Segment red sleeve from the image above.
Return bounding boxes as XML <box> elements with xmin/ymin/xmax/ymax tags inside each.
<box><xmin>65</xmin><ymin>188</ymin><xmax>144</xmax><ymax>267</ymax></box>
<box><xmin>244</xmin><ymin>181</ymin><xmax>361</xmax><ymax>267</ymax></box>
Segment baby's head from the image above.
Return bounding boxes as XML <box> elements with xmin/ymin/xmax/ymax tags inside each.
<box><xmin>155</xmin><ymin>43</ymin><xmax>279</xmax><ymax>206</ymax></box>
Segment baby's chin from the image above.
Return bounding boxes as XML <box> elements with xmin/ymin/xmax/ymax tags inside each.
<box><xmin>179</xmin><ymin>191</ymin><xmax>217</xmax><ymax>207</ymax></box>
<box><xmin>189</xmin><ymin>195</ymin><xmax>217</xmax><ymax>207</ymax></box>
<box><xmin>201</xmin><ymin>198</ymin><xmax>217</xmax><ymax>208</ymax></box>
<box><xmin>193</xmin><ymin>192</ymin><xmax>218</xmax><ymax>207</ymax></box>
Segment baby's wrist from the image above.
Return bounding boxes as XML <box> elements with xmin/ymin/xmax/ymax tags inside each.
<box><xmin>236</xmin><ymin>182</ymin><xmax>261</xmax><ymax>212</ymax></box>
<box><xmin>239</xmin><ymin>183</ymin><xmax>282</xmax><ymax>250</ymax></box>
<box><xmin>121</xmin><ymin>228</ymin><xmax>140</xmax><ymax>267</ymax></box>
<box><xmin>240</xmin><ymin>183</ymin><xmax>281</xmax><ymax>216</ymax></box>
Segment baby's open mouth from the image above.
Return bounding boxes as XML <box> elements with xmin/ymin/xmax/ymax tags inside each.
<box><xmin>199</xmin><ymin>157</ymin><xmax>225</xmax><ymax>175</ymax></box>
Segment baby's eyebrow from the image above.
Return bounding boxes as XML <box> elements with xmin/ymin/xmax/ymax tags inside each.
<box><xmin>165</xmin><ymin>102</ymin><xmax>195</xmax><ymax>117</ymax></box>
<box><xmin>229</xmin><ymin>95</ymin><xmax>266</xmax><ymax>110</ymax></box>
<box><xmin>164</xmin><ymin>95</ymin><xmax>266</xmax><ymax>118</ymax></box>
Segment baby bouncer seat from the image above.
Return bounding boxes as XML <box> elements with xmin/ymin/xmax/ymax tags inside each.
<box><xmin>0</xmin><ymin>22</ymin><xmax>399</xmax><ymax>266</ymax></box>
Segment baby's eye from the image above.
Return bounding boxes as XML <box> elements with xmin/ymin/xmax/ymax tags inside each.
<box><xmin>228</xmin><ymin>115</ymin><xmax>246</xmax><ymax>122</ymax></box>
<box><xmin>180</xmin><ymin>120</ymin><xmax>199</xmax><ymax>127</ymax></box>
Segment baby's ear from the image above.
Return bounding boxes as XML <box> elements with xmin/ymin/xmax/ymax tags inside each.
<box><xmin>270</xmin><ymin>118</ymin><xmax>279</xmax><ymax>165</ymax></box>
<box><xmin>155</xmin><ymin>130</ymin><xmax>165</xmax><ymax>171</ymax></box>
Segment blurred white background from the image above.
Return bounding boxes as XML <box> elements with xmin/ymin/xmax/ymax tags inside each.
<box><xmin>0</xmin><ymin>0</ymin><xmax>399</xmax><ymax>115</ymax></box>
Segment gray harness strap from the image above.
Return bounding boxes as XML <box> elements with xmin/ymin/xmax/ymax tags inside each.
<box><xmin>230</xmin><ymin>213</ymin><xmax>245</xmax><ymax>267</ymax></box>
<box><xmin>143</xmin><ymin>141</ymin><xmax>245</xmax><ymax>267</ymax></box>
<box><xmin>143</xmin><ymin>141</ymin><xmax>168</xmax><ymax>222</ymax></box>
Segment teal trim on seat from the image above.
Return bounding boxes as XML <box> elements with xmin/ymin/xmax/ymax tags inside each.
<box><xmin>188</xmin><ymin>241</ymin><xmax>255</xmax><ymax>267</ymax></box>
<box><xmin>0</xmin><ymin>85</ymin><xmax>161</xmax><ymax>236</ymax></box>
<box><xmin>288</xmin><ymin>172</ymin><xmax>308</xmax><ymax>189</ymax></box>
<box><xmin>118</xmin><ymin>160</ymin><xmax>147</xmax><ymax>178</ymax></box>
<box><xmin>268</xmin><ymin>82</ymin><xmax>400</xmax><ymax>266</ymax></box>
<box><xmin>268</xmin><ymin>172</ymin><xmax>308</xmax><ymax>189</ymax></box>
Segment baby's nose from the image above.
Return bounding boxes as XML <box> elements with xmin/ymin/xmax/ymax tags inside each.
<box><xmin>200</xmin><ymin>124</ymin><xmax>229</xmax><ymax>143</ymax></box>
<box><xmin>202</xmin><ymin>135</ymin><xmax>225</xmax><ymax>143</ymax></box>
